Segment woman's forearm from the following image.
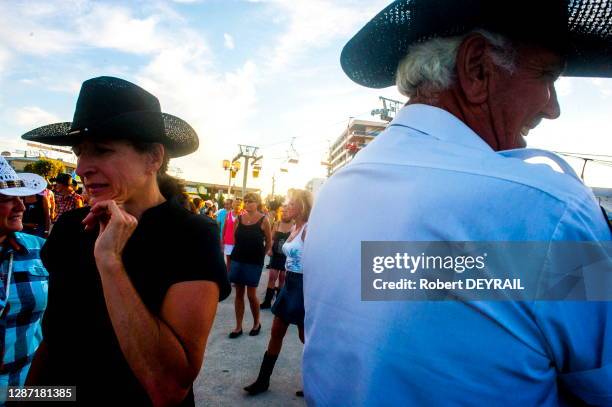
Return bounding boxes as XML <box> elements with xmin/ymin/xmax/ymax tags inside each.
<box><xmin>96</xmin><ymin>257</ymin><xmax>194</xmax><ymax>406</ymax></box>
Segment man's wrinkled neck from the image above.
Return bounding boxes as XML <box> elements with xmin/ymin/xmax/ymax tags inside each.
<box><xmin>407</xmin><ymin>88</ymin><xmax>502</xmax><ymax>151</ymax></box>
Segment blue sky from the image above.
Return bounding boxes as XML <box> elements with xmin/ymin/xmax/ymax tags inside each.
<box><xmin>1</xmin><ymin>0</ymin><xmax>611</xmax><ymax>195</ymax></box>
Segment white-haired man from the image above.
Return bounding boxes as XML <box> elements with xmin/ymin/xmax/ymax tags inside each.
<box><xmin>303</xmin><ymin>1</ymin><xmax>612</xmax><ymax>405</ymax></box>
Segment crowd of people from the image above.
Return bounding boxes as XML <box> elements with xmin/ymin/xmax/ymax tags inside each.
<box><xmin>19</xmin><ymin>172</ymin><xmax>86</xmax><ymax>240</ymax></box>
<box><xmin>0</xmin><ymin>75</ymin><xmax>311</xmax><ymax>405</ymax></box>
<box><xmin>0</xmin><ymin>0</ymin><xmax>611</xmax><ymax>406</ymax></box>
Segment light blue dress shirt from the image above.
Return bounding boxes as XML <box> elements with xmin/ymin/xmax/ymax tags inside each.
<box><xmin>302</xmin><ymin>104</ymin><xmax>612</xmax><ymax>406</ymax></box>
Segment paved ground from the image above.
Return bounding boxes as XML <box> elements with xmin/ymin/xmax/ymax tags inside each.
<box><xmin>193</xmin><ymin>267</ymin><xmax>306</xmax><ymax>406</ymax></box>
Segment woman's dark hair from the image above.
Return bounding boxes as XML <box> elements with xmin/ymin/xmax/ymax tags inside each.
<box><xmin>243</xmin><ymin>192</ymin><xmax>263</xmax><ymax>211</ymax></box>
<box><xmin>129</xmin><ymin>141</ymin><xmax>186</xmax><ymax>200</ymax></box>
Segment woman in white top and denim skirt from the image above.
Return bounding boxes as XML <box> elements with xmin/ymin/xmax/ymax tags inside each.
<box><xmin>244</xmin><ymin>189</ymin><xmax>312</xmax><ymax>397</ymax></box>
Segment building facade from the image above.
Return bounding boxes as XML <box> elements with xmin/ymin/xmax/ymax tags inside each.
<box><xmin>326</xmin><ymin>118</ymin><xmax>387</xmax><ymax>175</ymax></box>
<box><xmin>184</xmin><ymin>180</ymin><xmax>260</xmax><ymax>200</ymax></box>
<box><xmin>593</xmin><ymin>187</ymin><xmax>612</xmax><ymax>220</ymax></box>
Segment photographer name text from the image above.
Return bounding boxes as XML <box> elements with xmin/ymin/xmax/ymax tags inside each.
<box><xmin>372</xmin><ymin>278</ymin><xmax>525</xmax><ymax>291</ymax></box>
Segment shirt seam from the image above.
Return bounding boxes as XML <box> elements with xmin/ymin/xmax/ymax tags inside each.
<box><xmin>343</xmin><ymin>160</ymin><xmax>580</xmax><ymax>208</ymax></box>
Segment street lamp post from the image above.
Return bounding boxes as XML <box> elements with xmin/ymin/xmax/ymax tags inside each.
<box><xmin>222</xmin><ymin>159</ymin><xmax>241</xmax><ymax>196</ymax></box>
<box><xmin>232</xmin><ymin>145</ymin><xmax>262</xmax><ymax>198</ymax></box>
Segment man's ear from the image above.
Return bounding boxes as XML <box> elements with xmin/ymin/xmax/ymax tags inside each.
<box><xmin>455</xmin><ymin>34</ymin><xmax>492</xmax><ymax>105</ymax></box>
<box><xmin>146</xmin><ymin>143</ymin><xmax>165</xmax><ymax>174</ymax></box>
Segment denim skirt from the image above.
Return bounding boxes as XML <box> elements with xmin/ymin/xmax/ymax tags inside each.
<box><xmin>271</xmin><ymin>271</ymin><xmax>304</xmax><ymax>325</ymax></box>
<box><xmin>229</xmin><ymin>260</ymin><xmax>263</xmax><ymax>288</ymax></box>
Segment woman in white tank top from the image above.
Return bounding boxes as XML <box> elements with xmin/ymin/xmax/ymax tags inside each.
<box><xmin>244</xmin><ymin>189</ymin><xmax>313</xmax><ymax>397</ymax></box>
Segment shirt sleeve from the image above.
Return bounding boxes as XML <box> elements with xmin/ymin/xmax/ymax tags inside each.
<box><xmin>534</xmin><ymin>203</ymin><xmax>612</xmax><ymax>405</ymax></box>
<box><xmin>168</xmin><ymin>215</ymin><xmax>231</xmax><ymax>301</ymax></box>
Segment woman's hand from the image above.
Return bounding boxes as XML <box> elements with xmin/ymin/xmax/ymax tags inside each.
<box><xmin>82</xmin><ymin>200</ymin><xmax>138</xmax><ymax>268</ymax></box>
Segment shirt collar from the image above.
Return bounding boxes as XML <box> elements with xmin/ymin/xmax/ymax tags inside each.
<box><xmin>2</xmin><ymin>233</ymin><xmax>27</xmax><ymax>255</ymax></box>
<box><xmin>389</xmin><ymin>104</ymin><xmax>494</xmax><ymax>153</ymax></box>
<box><xmin>139</xmin><ymin>199</ymin><xmax>173</xmax><ymax>224</ymax></box>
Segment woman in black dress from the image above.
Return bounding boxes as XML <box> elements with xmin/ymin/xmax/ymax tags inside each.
<box><xmin>228</xmin><ymin>192</ymin><xmax>272</xmax><ymax>338</ymax></box>
<box><xmin>23</xmin><ymin>76</ymin><xmax>230</xmax><ymax>406</ymax></box>
<box><xmin>260</xmin><ymin>203</ymin><xmax>292</xmax><ymax>309</ymax></box>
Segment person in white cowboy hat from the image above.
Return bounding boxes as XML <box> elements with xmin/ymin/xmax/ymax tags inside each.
<box><xmin>303</xmin><ymin>0</ymin><xmax>612</xmax><ymax>405</ymax></box>
<box><xmin>22</xmin><ymin>76</ymin><xmax>230</xmax><ymax>407</ymax></box>
<box><xmin>0</xmin><ymin>156</ymin><xmax>48</xmax><ymax>402</ymax></box>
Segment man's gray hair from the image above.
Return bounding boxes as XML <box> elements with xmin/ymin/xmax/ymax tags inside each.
<box><xmin>396</xmin><ymin>30</ymin><xmax>516</xmax><ymax>98</ymax></box>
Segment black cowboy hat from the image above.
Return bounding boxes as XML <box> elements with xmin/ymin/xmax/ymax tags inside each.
<box><xmin>341</xmin><ymin>0</ymin><xmax>612</xmax><ymax>88</ymax></box>
<box><xmin>21</xmin><ymin>76</ymin><xmax>199</xmax><ymax>157</ymax></box>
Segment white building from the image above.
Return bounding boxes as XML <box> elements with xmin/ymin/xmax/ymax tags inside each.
<box><xmin>326</xmin><ymin>118</ymin><xmax>387</xmax><ymax>175</ymax></box>
<box><xmin>593</xmin><ymin>187</ymin><xmax>612</xmax><ymax>219</ymax></box>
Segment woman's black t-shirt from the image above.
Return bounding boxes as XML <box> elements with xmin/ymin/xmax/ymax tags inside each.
<box><xmin>38</xmin><ymin>199</ymin><xmax>230</xmax><ymax>406</ymax></box>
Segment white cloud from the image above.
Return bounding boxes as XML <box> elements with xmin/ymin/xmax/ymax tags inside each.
<box><xmin>0</xmin><ymin>21</ymin><xmax>78</xmax><ymax>56</ymax></box>
<box><xmin>136</xmin><ymin>45</ymin><xmax>259</xmax><ymax>183</ymax></box>
<box><xmin>0</xmin><ymin>1</ymin><xmax>97</xmax><ymax>58</ymax></box>
<box><xmin>74</xmin><ymin>5</ymin><xmax>165</xmax><ymax>55</ymax></box>
<box><xmin>18</xmin><ymin>2</ymin><xmax>62</xmax><ymax>17</ymax></box>
<box><xmin>555</xmin><ymin>77</ymin><xmax>573</xmax><ymax>97</ymax></box>
<box><xmin>0</xmin><ymin>46</ymin><xmax>10</xmax><ymax>76</ymax></box>
<box><xmin>224</xmin><ymin>33</ymin><xmax>235</xmax><ymax>50</ymax></box>
<box><xmin>262</xmin><ymin>0</ymin><xmax>388</xmax><ymax>72</ymax></box>
<box><xmin>13</xmin><ymin>106</ymin><xmax>61</xmax><ymax>128</ymax></box>
<box><xmin>0</xmin><ymin>1</ymin><xmax>200</xmax><ymax>57</ymax></box>
<box><xmin>590</xmin><ymin>78</ymin><xmax>612</xmax><ymax>98</ymax></box>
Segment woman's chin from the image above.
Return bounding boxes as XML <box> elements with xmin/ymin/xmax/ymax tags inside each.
<box><xmin>89</xmin><ymin>193</ymin><xmax>115</xmax><ymax>205</ymax></box>
<box><xmin>2</xmin><ymin>220</ymin><xmax>23</xmax><ymax>235</ymax></box>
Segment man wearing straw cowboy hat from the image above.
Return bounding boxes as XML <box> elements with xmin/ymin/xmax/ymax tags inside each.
<box><xmin>303</xmin><ymin>0</ymin><xmax>612</xmax><ymax>405</ymax></box>
<box><xmin>0</xmin><ymin>158</ymin><xmax>48</xmax><ymax>401</ymax></box>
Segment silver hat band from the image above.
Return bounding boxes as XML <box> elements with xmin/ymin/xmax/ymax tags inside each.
<box><xmin>0</xmin><ymin>180</ymin><xmax>26</xmax><ymax>189</ymax></box>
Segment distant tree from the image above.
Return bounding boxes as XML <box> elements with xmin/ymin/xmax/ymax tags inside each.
<box><xmin>23</xmin><ymin>158</ymin><xmax>65</xmax><ymax>179</ymax></box>
<box><xmin>265</xmin><ymin>194</ymin><xmax>286</xmax><ymax>212</ymax></box>
<box><xmin>198</xmin><ymin>193</ymin><xmax>213</xmax><ymax>201</ymax></box>
<box><xmin>217</xmin><ymin>192</ymin><xmax>225</xmax><ymax>209</ymax></box>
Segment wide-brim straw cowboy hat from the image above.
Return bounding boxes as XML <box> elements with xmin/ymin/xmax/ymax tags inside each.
<box><xmin>0</xmin><ymin>157</ymin><xmax>47</xmax><ymax>197</ymax></box>
<box><xmin>341</xmin><ymin>0</ymin><xmax>612</xmax><ymax>88</ymax></box>
<box><xmin>21</xmin><ymin>76</ymin><xmax>199</xmax><ymax>158</ymax></box>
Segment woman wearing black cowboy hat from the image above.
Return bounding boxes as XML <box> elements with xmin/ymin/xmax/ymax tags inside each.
<box><xmin>23</xmin><ymin>76</ymin><xmax>230</xmax><ymax>406</ymax></box>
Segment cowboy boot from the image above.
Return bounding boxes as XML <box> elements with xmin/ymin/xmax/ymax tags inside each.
<box><xmin>260</xmin><ymin>288</ymin><xmax>274</xmax><ymax>309</ymax></box>
<box><xmin>244</xmin><ymin>351</ymin><xmax>278</xmax><ymax>395</ymax></box>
